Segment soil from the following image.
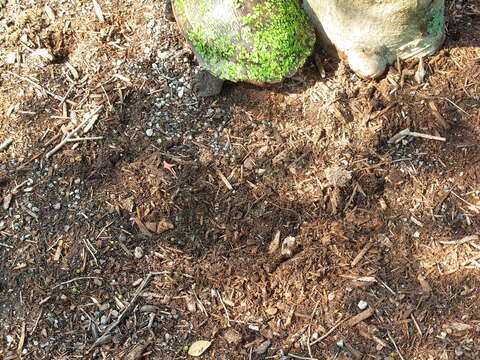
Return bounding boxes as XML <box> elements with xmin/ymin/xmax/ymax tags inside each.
<box><xmin>0</xmin><ymin>1</ymin><xmax>479</xmax><ymax>359</ymax></box>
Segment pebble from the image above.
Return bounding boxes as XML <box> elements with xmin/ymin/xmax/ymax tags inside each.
<box><xmin>93</xmin><ymin>278</ymin><xmax>103</xmax><ymax>286</ymax></box>
<box><xmin>134</xmin><ymin>246</ymin><xmax>144</xmax><ymax>259</ymax></box>
<box><xmin>255</xmin><ymin>340</ymin><xmax>271</xmax><ymax>355</ymax></box>
<box><xmin>358</xmin><ymin>300</ymin><xmax>368</xmax><ymax>310</ymax></box>
<box><xmin>140</xmin><ymin>305</ymin><xmax>158</xmax><ymax>313</ymax></box>
<box><xmin>454</xmin><ymin>347</ymin><xmax>464</xmax><ymax>357</ymax></box>
<box><xmin>99</xmin><ymin>303</ymin><xmax>110</xmax><ymax>312</ymax></box>
<box><xmin>53</xmin><ymin>203</ymin><xmax>61</xmax><ymax>210</ymax></box>
<box><xmin>146</xmin><ymin>129</ymin><xmax>154</xmax><ymax>137</ymax></box>
<box><xmin>336</xmin><ymin>339</ymin><xmax>345</xmax><ymax>348</ymax></box>
<box><xmin>6</xmin><ymin>52</ymin><xmax>16</xmax><ymax>64</ymax></box>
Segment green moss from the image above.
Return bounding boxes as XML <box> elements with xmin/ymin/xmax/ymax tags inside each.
<box><xmin>172</xmin><ymin>0</ymin><xmax>315</xmax><ymax>82</ymax></box>
<box><xmin>426</xmin><ymin>2</ymin><xmax>444</xmax><ymax>35</ymax></box>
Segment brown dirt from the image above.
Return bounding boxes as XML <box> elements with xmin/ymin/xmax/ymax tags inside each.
<box><xmin>0</xmin><ymin>0</ymin><xmax>479</xmax><ymax>359</ymax></box>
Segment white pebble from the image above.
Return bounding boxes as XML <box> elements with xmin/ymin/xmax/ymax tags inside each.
<box><xmin>134</xmin><ymin>247</ymin><xmax>144</xmax><ymax>259</ymax></box>
<box><xmin>146</xmin><ymin>129</ymin><xmax>154</xmax><ymax>137</ymax></box>
<box><xmin>358</xmin><ymin>300</ymin><xmax>368</xmax><ymax>310</ymax></box>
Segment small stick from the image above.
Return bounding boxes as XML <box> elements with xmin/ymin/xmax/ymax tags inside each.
<box><xmin>217</xmin><ymin>168</ymin><xmax>233</xmax><ymax>191</ymax></box>
<box><xmin>351</xmin><ymin>241</ymin><xmax>374</xmax><ymax>267</ymax></box>
<box><xmin>388</xmin><ymin>128</ymin><xmax>446</xmax><ymax>143</ymax></box>
<box><xmin>387</xmin><ymin>331</ymin><xmax>406</xmax><ymax>360</ymax></box>
<box><xmin>216</xmin><ymin>290</ymin><xmax>231</xmax><ymax>325</ymax></box>
<box><xmin>310</xmin><ymin>317</ymin><xmax>346</xmax><ymax>346</ymax></box>
<box><xmin>31</xmin><ymin>309</ymin><xmax>43</xmax><ymax>334</ymax></box>
<box><xmin>444</xmin><ymin>97</ymin><xmax>470</xmax><ymax>116</ymax></box>
<box><xmin>410</xmin><ymin>313</ymin><xmax>422</xmax><ymax>336</ymax></box>
<box><xmin>87</xmin><ymin>272</ymin><xmax>165</xmax><ymax>352</ymax></box>
<box><xmin>0</xmin><ymin>138</ymin><xmax>13</xmax><ymax>151</ymax></box>
<box><xmin>287</xmin><ymin>353</ymin><xmax>318</xmax><ymax>360</ymax></box>
<box><xmin>450</xmin><ymin>191</ymin><xmax>480</xmax><ymax>213</ymax></box>
<box><xmin>52</xmin><ymin>276</ymin><xmax>103</xmax><ymax>289</ymax></box>
<box><xmin>67</xmin><ymin>136</ymin><xmax>104</xmax><ymax>142</ymax></box>
<box><xmin>438</xmin><ymin>235</ymin><xmax>479</xmax><ymax>245</ymax></box>
<box><xmin>46</xmin><ymin>105</ymin><xmax>104</xmax><ymax>158</ymax></box>
<box><xmin>17</xmin><ymin>322</ymin><xmax>26</xmax><ymax>357</ymax></box>
<box><xmin>6</xmin><ymin>70</ymin><xmax>76</xmax><ymax>106</ymax></box>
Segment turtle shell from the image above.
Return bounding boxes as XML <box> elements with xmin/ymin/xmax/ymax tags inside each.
<box><xmin>172</xmin><ymin>0</ymin><xmax>315</xmax><ymax>83</ymax></box>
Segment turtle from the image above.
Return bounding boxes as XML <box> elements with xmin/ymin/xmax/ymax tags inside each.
<box><xmin>170</xmin><ymin>0</ymin><xmax>316</xmax><ymax>88</ymax></box>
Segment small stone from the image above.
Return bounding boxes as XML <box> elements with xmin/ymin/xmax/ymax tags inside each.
<box><xmin>413</xmin><ymin>231</ymin><xmax>420</xmax><ymax>238</ymax></box>
<box><xmin>111</xmin><ymin>310</ymin><xmax>119</xmax><ymax>318</ymax></box>
<box><xmin>140</xmin><ymin>305</ymin><xmax>158</xmax><ymax>313</ymax></box>
<box><xmin>193</xmin><ymin>70</ymin><xmax>224</xmax><ymax>97</ymax></box>
<box><xmin>6</xmin><ymin>52</ymin><xmax>16</xmax><ymax>64</ymax></box>
<box><xmin>255</xmin><ymin>340</ymin><xmax>271</xmax><ymax>355</ymax></box>
<box><xmin>146</xmin><ymin>129</ymin><xmax>154</xmax><ymax>137</ymax></box>
<box><xmin>248</xmin><ymin>324</ymin><xmax>260</xmax><ymax>331</ymax></box>
<box><xmin>53</xmin><ymin>203</ymin><xmax>61</xmax><ymax>210</ymax></box>
<box><xmin>93</xmin><ymin>278</ymin><xmax>103</xmax><ymax>286</ymax></box>
<box><xmin>99</xmin><ymin>303</ymin><xmax>110</xmax><ymax>312</ymax></box>
<box><xmin>455</xmin><ymin>347</ymin><xmax>464</xmax><ymax>357</ymax></box>
<box><xmin>336</xmin><ymin>339</ymin><xmax>345</xmax><ymax>348</ymax></box>
<box><xmin>134</xmin><ymin>247</ymin><xmax>144</xmax><ymax>259</ymax></box>
<box><xmin>357</xmin><ymin>300</ymin><xmax>368</xmax><ymax>310</ymax></box>
<box><xmin>100</xmin><ymin>315</ymin><xmax>108</xmax><ymax>325</ymax></box>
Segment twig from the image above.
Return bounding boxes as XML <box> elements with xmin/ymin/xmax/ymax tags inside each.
<box><xmin>66</xmin><ymin>136</ymin><xmax>104</xmax><ymax>142</ymax></box>
<box><xmin>438</xmin><ymin>235</ymin><xmax>479</xmax><ymax>245</ymax></box>
<box><xmin>287</xmin><ymin>353</ymin><xmax>318</xmax><ymax>360</ymax></box>
<box><xmin>52</xmin><ymin>276</ymin><xmax>102</xmax><ymax>289</ymax></box>
<box><xmin>87</xmin><ymin>272</ymin><xmax>165</xmax><ymax>352</ymax></box>
<box><xmin>387</xmin><ymin>331</ymin><xmax>406</xmax><ymax>360</ymax></box>
<box><xmin>216</xmin><ymin>168</ymin><xmax>233</xmax><ymax>191</ymax></box>
<box><xmin>310</xmin><ymin>316</ymin><xmax>346</xmax><ymax>346</ymax></box>
<box><xmin>45</xmin><ymin>105</ymin><xmax>104</xmax><ymax>158</ymax></box>
<box><xmin>216</xmin><ymin>290</ymin><xmax>231</xmax><ymax>325</ymax></box>
<box><xmin>31</xmin><ymin>309</ymin><xmax>43</xmax><ymax>334</ymax></box>
<box><xmin>444</xmin><ymin>97</ymin><xmax>470</xmax><ymax>116</ymax></box>
<box><xmin>410</xmin><ymin>313</ymin><xmax>422</xmax><ymax>336</ymax></box>
<box><xmin>0</xmin><ymin>138</ymin><xmax>13</xmax><ymax>151</ymax></box>
<box><xmin>450</xmin><ymin>191</ymin><xmax>480</xmax><ymax>213</ymax></box>
<box><xmin>388</xmin><ymin>128</ymin><xmax>446</xmax><ymax>144</ymax></box>
<box><xmin>17</xmin><ymin>322</ymin><xmax>26</xmax><ymax>357</ymax></box>
<box><xmin>83</xmin><ymin>238</ymin><xmax>98</xmax><ymax>266</ymax></box>
<box><xmin>6</xmin><ymin>70</ymin><xmax>76</xmax><ymax>106</ymax></box>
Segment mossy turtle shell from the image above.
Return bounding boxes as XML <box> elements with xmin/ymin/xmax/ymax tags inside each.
<box><xmin>172</xmin><ymin>0</ymin><xmax>315</xmax><ymax>83</ymax></box>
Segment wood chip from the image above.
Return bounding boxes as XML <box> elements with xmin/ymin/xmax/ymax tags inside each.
<box><xmin>0</xmin><ymin>138</ymin><xmax>13</xmax><ymax>152</ymax></box>
<box><xmin>268</xmin><ymin>230</ymin><xmax>281</xmax><ymax>253</ymax></box>
<box><xmin>123</xmin><ymin>343</ymin><xmax>149</xmax><ymax>360</ymax></box>
<box><xmin>417</xmin><ymin>274</ymin><xmax>432</xmax><ymax>295</ymax></box>
<box><xmin>92</xmin><ymin>0</ymin><xmax>105</xmax><ymax>22</ymax></box>
<box><xmin>351</xmin><ymin>241</ymin><xmax>373</xmax><ymax>267</ymax></box>
<box><xmin>223</xmin><ymin>328</ymin><xmax>242</xmax><ymax>344</ymax></box>
<box><xmin>217</xmin><ymin>169</ymin><xmax>233</xmax><ymax>191</ymax></box>
<box><xmin>428</xmin><ymin>101</ymin><xmax>450</xmax><ymax>130</ymax></box>
<box><xmin>345</xmin><ymin>308</ymin><xmax>375</xmax><ymax>327</ymax></box>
